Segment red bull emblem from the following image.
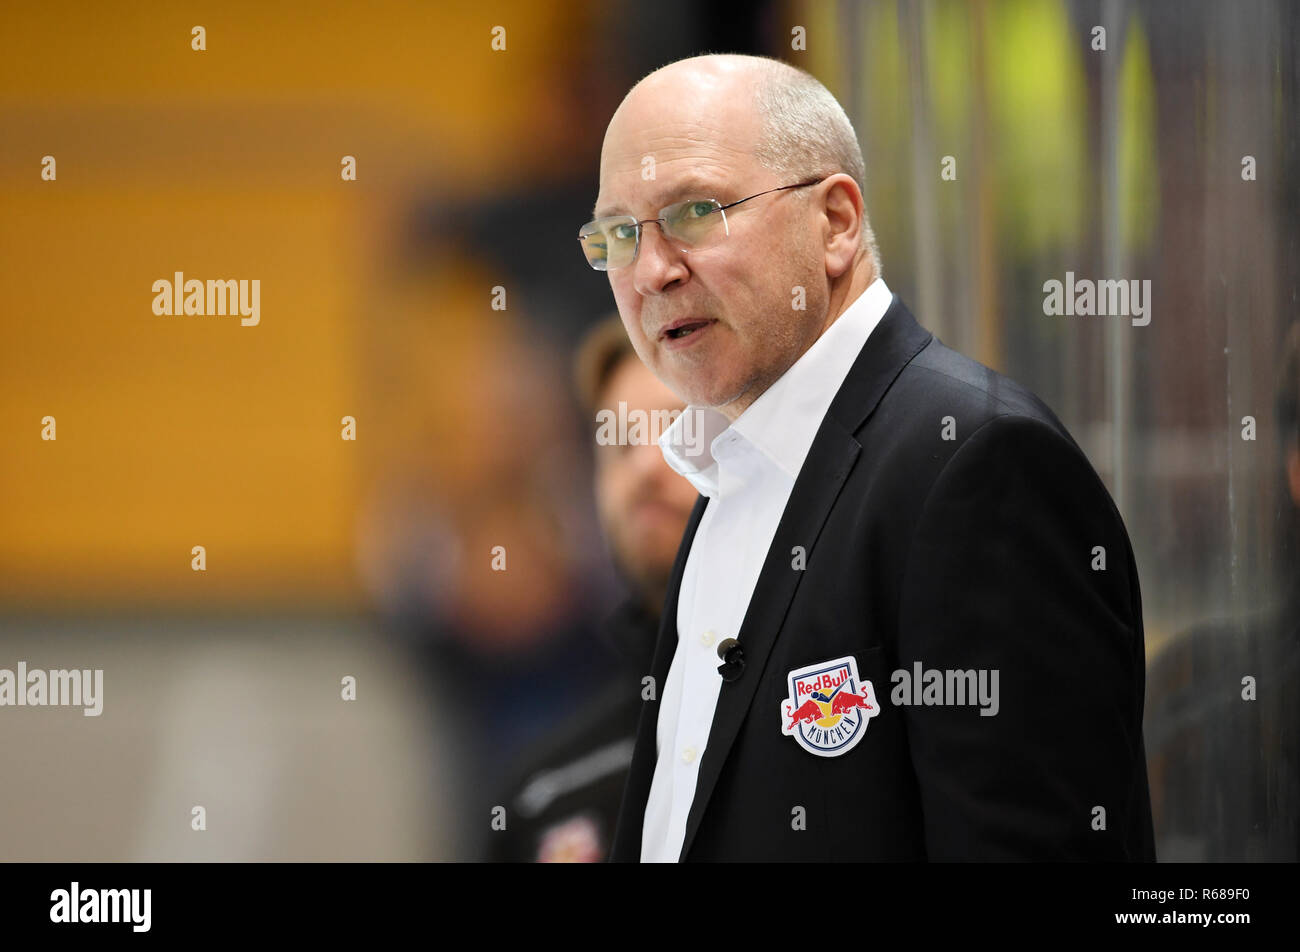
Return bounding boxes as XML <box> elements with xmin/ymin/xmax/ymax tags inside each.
<box><xmin>780</xmin><ymin>655</ymin><xmax>878</xmax><ymax>757</ymax></box>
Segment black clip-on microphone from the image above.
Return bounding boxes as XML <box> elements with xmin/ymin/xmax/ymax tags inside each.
<box><xmin>716</xmin><ymin>638</ymin><xmax>745</xmax><ymax>682</ymax></box>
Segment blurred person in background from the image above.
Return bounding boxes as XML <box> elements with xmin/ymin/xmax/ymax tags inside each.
<box><xmin>356</xmin><ymin>308</ymin><xmax>626</xmax><ymax>829</ymax></box>
<box><xmin>1145</xmin><ymin>322</ymin><xmax>1300</xmax><ymax>861</ymax></box>
<box><xmin>485</xmin><ymin>314</ymin><xmax>697</xmax><ymax>862</ymax></box>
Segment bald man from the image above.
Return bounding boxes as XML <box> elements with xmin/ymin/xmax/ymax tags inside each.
<box><xmin>580</xmin><ymin>54</ymin><xmax>1155</xmax><ymax>862</ymax></box>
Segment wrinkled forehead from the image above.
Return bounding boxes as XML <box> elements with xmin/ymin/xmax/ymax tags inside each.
<box><xmin>594</xmin><ymin>87</ymin><xmax>763</xmax><ymax>219</ymax></box>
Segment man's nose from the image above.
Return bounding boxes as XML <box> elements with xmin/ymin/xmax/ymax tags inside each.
<box><xmin>631</xmin><ymin>221</ymin><xmax>689</xmax><ymax>296</ymax></box>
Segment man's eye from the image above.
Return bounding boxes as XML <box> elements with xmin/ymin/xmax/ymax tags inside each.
<box><xmin>612</xmin><ymin>224</ymin><xmax>637</xmax><ymax>241</ymax></box>
<box><xmin>685</xmin><ymin>202</ymin><xmax>715</xmax><ymax>219</ymax></box>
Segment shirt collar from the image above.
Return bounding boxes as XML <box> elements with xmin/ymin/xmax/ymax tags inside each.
<box><xmin>658</xmin><ymin>277</ymin><xmax>893</xmax><ymax>497</ymax></box>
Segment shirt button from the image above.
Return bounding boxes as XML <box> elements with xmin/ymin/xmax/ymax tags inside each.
<box><xmin>682</xmin><ymin>746</ymin><xmax>697</xmax><ymax>764</ymax></box>
<box><xmin>700</xmin><ymin>629</ymin><xmax>716</xmax><ymax>647</ymax></box>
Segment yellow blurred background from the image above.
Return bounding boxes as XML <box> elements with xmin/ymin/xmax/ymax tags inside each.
<box><xmin>1</xmin><ymin>0</ymin><xmax>598</xmax><ymax>607</ymax></box>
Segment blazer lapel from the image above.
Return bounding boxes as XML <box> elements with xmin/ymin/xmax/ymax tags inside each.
<box><xmin>608</xmin><ymin>491</ymin><xmax>709</xmax><ymax>861</ymax></box>
<box><xmin>677</xmin><ymin>294</ymin><xmax>934</xmax><ymax>859</ymax></box>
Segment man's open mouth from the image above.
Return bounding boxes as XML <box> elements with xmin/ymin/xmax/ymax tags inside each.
<box><xmin>662</xmin><ymin>319</ymin><xmax>713</xmax><ymax>340</ymax></box>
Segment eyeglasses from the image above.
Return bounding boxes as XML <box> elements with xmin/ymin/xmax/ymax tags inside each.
<box><xmin>578</xmin><ymin>176</ymin><xmax>827</xmax><ymax>271</ymax></box>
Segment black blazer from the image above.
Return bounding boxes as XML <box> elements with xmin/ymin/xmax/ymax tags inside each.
<box><xmin>610</xmin><ymin>295</ymin><xmax>1156</xmax><ymax>862</ymax></box>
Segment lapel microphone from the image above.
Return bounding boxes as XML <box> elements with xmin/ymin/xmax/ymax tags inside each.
<box><xmin>716</xmin><ymin>638</ymin><xmax>745</xmax><ymax>682</ymax></box>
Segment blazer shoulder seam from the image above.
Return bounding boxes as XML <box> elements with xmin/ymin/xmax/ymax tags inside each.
<box><xmin>905</xmin><ymin>359</ymin><xmax>1027</xmax><ymax>418</ymax></box>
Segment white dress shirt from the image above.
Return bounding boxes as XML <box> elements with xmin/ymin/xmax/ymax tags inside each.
<box><xmin>640</xmin><ymin>277</ymin><xmax>894</xmax><ymax>862</ymax></box>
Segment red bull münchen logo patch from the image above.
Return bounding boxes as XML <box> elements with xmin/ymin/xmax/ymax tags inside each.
<box><xmin>780</xmin><ymin>655</ymin><xmax>878</xmax><ymax>757</ymax></box>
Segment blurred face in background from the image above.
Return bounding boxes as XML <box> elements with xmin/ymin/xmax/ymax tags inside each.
<box><xmin>594</xmin><ymin>356</ymin><xmax>698</xmax><ymax>610</ymax></box>
<box><xmin>595</xmin><ymin>61</ymin><xmax>832</xmax><ymax>420</ymax></box>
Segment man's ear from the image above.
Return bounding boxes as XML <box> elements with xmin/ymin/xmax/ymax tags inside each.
<box><xmin>821</xmin><ymin>174</ymin><xmax>863</xmax><ymax>279</ymax></box>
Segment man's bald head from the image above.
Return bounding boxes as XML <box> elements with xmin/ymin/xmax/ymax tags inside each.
<box><xmin>604</xmin><ymin>54</ymin><xmax>877</xmax><ymax>265</ymax></box>
<box><xmin>594</xmin><ymin>53</ymin><xmax>880</xmax><ymax>419</ymax></box>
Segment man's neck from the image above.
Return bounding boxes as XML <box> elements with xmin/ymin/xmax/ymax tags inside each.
<box><xmin>823</xmin><ymin>256</ymin><xmax>877</xmax><ymax>338</ymax></box>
